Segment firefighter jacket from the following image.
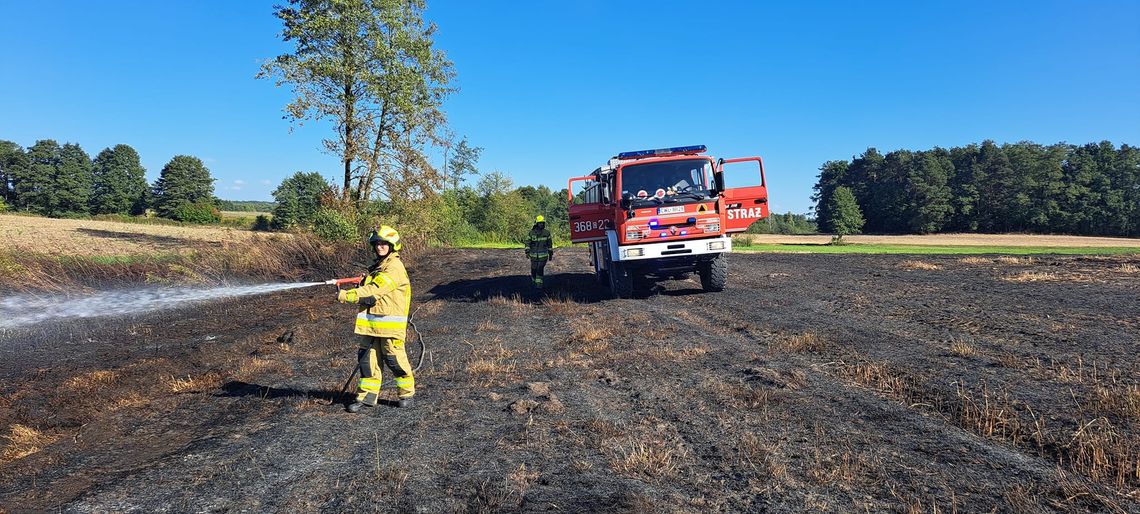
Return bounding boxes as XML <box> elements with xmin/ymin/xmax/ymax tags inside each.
<box><xmin>338</xmin><ymin>254</ymin><xmax>411</xmax><ymax>338</ymax></box>
<box><xmin>525</xmin><ymin>227</ymin><xmax>553</xmax><ymax>261</ymax></box>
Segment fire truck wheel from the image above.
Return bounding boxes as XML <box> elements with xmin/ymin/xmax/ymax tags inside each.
<box><xmin>699</xmin><ymin>255</ymin><xmax>727</xmax><ymax>292</ymax></box>
<box><xmin>596</xmin><ymin>267</ymin><xmax>609</xmax><ymax>285</ymax></box>
<box><xmin>610</xmin><ymin>264</ymin><xmax>635</xmax><ymax>299</ymax></box>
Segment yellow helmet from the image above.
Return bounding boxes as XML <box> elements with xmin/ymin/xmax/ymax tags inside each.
<box><xmin>535</xmin><ymin>215</ymin><xmax>545</xmax><ymax>223</ymax></box>
<box><xmin>368</xmin><ymin>225</ymin><xmax>402</xmax><ymax>251</ymax></box>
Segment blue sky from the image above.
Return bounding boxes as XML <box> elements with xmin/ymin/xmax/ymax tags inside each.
<box><xmin>1</xmin><ymin>1</ymin><xmax>1137</xmax><ymax>214</ymax></box>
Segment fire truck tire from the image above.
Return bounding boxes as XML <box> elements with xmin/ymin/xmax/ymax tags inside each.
<box><xmin>610</xmin><ymin>264</ymin><xmax>635</xmax><ymax>299</ymax></box>
<box><xmin>699</xmin><ymin>255</ymin><xmax>727</xmax><ymax>292</ymax></box>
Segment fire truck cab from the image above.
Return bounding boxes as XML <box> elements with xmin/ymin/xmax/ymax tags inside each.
<box><xmin>568</xmin><ymin>145</ymin><xmax>769</xmax><ymax>298</ymax></box>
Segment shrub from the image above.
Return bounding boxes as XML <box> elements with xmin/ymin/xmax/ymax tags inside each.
<box><xmin>0</xmin><ymin>198</ymin><xmax>8</xmax><ymax>213</ymax></box>
<box><xmin>253</xmin><ymin>214</ymin><xmax>272</xmax><ymax>231</ymax></box>
<box><xmin>311</xmin><ymin>207</ymin><xmax>357</xmax><ymax>242</ymax></box>
<box><xmin>171</xmin><ymin>201</ymin><xmax>222</xmax><ymax>224</ymax></box>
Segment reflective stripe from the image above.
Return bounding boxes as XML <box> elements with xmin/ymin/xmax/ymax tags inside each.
<box><xmin>359</xmin><ymin>377</ymin><xmax>382</xmax><ymax>393</ymax></box>
<box><xmin>345</xmin><ymin>290</ymin><xmax>358</xmax><ymax>303</ymax></box>
<box><xmin>366</xmin><ymin>273</ymin><xmax>395</xmax><ymax>288</ymax></box>
<box><xmin>355</xmin><ymin>312</ymin><xmax>408</xmax><ymax>330</ymax></box>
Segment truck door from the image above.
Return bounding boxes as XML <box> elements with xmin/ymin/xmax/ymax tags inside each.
<box><xmin>567</xmin><ymin>175</ymin><xmax>614</xmax><ymax>243</ymax></box>
<box><xmin>716</xmin><ymin>156</ymin><xmax>769</xmax><ymax>233</ymax></box>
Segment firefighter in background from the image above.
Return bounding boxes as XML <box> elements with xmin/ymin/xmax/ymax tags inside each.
<box><xmin>337</xmin><ymin>226</ymin><xmax>415</xmax><ymax>412</ymax></box>
<box><xmin>524</xmin><ymin>215</ymin><xmax>554</xmax><ymax>288</ymax></box>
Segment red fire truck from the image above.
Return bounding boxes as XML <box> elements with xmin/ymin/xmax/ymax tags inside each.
<box><xmin>567</xmin><ymin>145</ymin><xmax>768</xmax><ymax>298</ymax></box>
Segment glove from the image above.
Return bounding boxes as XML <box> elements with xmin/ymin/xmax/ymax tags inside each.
<box><xmin>357</xmin><ymin>296</ymin><xmax>377</xmax><ymax>308</ymax></box>
<box><xmin>337</xmin><ymin>289</ymin><xmax>351</xmax><ymax>303</ymax></box>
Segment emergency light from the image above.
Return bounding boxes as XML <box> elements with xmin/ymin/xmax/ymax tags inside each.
<box><xmin>617</xmin><ymin>145</ymin><xmax>707</xmax><ymax>160</ymax></box>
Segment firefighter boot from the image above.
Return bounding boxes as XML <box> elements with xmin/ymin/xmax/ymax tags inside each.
<box><xmin>347</xmin><ymin>401</ymin><xmax>373</xmax><ymax>413</ymax></box>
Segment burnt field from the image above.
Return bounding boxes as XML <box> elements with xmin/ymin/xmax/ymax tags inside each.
<box><xmin>1</xmin><ymin>249</ymin><xmax>1138</xmax><ymax>513</ymax></box>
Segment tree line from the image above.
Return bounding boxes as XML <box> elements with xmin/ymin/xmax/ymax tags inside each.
<box><xmin>0</xmin><ymin>139</ymin><xmax>220</xmax><ymax>222</ymax></box>
<box><xmin>813</xmin><ymin>140</ymin><xmax>1140</xmax><ymax>237</ymax></box>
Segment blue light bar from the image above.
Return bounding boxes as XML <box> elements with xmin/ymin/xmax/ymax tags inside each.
<box><xmin>617</xmin><ymin>145</ymin><xmax>706</xmax><ymax>160</ymax></box>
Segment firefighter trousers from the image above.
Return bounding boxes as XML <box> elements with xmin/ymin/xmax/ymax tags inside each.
<box><xmin>530</xmin><ymin>258</ymin><xmax>548</xmax><ymax>287</ymax></box>
<box><xmin>355</xmin><ymin>335</ymin><xmax>415</xmax><ymax>405</ymax></box>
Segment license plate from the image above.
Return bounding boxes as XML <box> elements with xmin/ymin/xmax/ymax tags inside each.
<box><xmin>657</xmin><ymin>206</ymin><xmax>684</xmax><ymax>214</ymax></box>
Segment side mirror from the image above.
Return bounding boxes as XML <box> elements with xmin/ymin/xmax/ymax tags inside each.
<box><xmin>713</xmin><ymin>159</ymin><xmax>725</xmax><ymax>194</ymax></box>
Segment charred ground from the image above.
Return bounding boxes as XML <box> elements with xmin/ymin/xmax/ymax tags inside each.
<box><xmin>1</xmin><ymin>249</ymin><xmax>1138</xmax><ymax>513</ymax></box>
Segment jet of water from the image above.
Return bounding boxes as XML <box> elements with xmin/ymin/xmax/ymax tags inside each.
<box><xmin>0</xmin><ymin>281</ymin><xmax>327</xmax><ymax>329</ymax></box>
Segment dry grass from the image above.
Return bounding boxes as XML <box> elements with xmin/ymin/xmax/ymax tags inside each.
<box><xmin>1091</xmin><ymin>384</ymin><xmax>1140</xmax><ymax>420</ymax></box>
<box><xmin>771</xmin><ymin>331</ymin><xmax>827</xmax><ymax>353</ymax></box>
<box><xmin>1116</xmin><ymin>263</ymin><xmax>1140</xmax><ymax>273</ymax></box>
<box><xmin>704</xmin><ymin>378</ymin><xmax>774</xmax><ymax>410</ymax></box>
<box><xmin>0</xmin><ymin>213</ymin><xmax>273</xmax><ymax>257</ymax></box>
<box><xmin>1003</xmin><ymin>270</ymin><xmax>1060</xmax><ymax>282</ymax></box>
<box><xmin>645</xmin><ymin>345</ymin><xmax>710</xmax><ymax>361</ymax></box>
<box><xmin>541</xmin><ymin>293</ymin><xmax>585</xmax><ymax>315</ymax></box>
<box><xmin>996</xmin><ymin>353</ymin><xmax>1025</xmax><ymax>369</ymax></box>
<box><xmin>898</xmin><ymin>260</ymin><xmax>942</xmax><ymax>270</ymax></box>
<box><xmin>63</xmin><ymin>370</ymin><xmax>119</xmax><ymax>390</ymax></box>
<box><xmin>565</xmin><ymin>325</ymin><xmax>614</xmax><ymax>355</ymax></box>
<box><xmin>166</xmin><ymin>370</ymin><xmax>225</xmax><ymax>394</ymax></box>
<box><xmin>954</xmin><ymin>383</ymin><xmax>1032</xmax><ymax>443</ymax></box>
<box><xmin>1063</xmin><ymin>418</ymin><xmax>1140</xmax><ymax>490</ymax></box>
<box><xmin>949</xmin><ymin>341</ymin><xmax>978</xmax><ymax>357</ymax></box>
<box><xmin>1</xmin><ymin>424</ymin><xmax>56</xmax><ymax>463</ymax></box>
<box><xmin>466</xmin><ymin>342</ymin><xmax>518</xmax><ymax>386</ymax></box>
<box><xmin>958</xmin><ymin>256</ymin><xmax>992</xmax><ymax>265</ymax></box>
<box><xmin>487</xmin><ymin>294</ymin><xmax>529</xmax><ymax>316</ymax></box>
<box><xmin>506</xmin><ymin>463</ymin><xmax>540</xmax><ymax>495</ymax></box>
<box><xmin>841</xmin><ymin>360</ymin><xmax>913</xmax><ymax>400</ymax></box>
<box><xmin>475</xmin><ymin>320</ymin><xmax>500</xmax><ymax>332</ymax></box>
<box><xmin>610</xmin><ymin>441</ymin><xmax>681</xmax><ymax>480</ymax></box>
<box><xmin>996</xmin><ymin>256</ymin><xmax>1036</xmax><ymax>265</ymax></box>
<box><xmin>738</xmin><ymin>432</ymin><xmax>788</xmax><ymax>480</ymax></box>
<box><xmin>233</xmin><ymin>357</ymin><xmax>275</xmax><ymax>382</ymax></box>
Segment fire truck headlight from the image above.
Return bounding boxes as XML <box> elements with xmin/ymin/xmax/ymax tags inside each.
<box><xmin>707</xmin><ymin>241</ymin><xmax>726</xmax><ymax>251</ymax></box>
<box><xmin>623</xmin><ymin>248</ymin><xmax>645</xmax><ymax>258</ymax></box>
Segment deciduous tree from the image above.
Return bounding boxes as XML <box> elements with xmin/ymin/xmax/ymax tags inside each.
<box><xmin>827</xmin><ymin>186</ymin><xmax>864</xmax><ymax>242</ymax></box>
<box><xmin>260</xmin><ymin>0</ymin><xmax>455</xmax><ymax>203</ymax></box>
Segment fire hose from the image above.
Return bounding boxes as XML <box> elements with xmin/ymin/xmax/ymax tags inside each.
<box><xmin>326</xmin><ymin>276</ymin><xmax>428</xmax><ymax>405</ymax></box>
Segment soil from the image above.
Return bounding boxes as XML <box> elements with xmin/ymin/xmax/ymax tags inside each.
<box><xmin>1</xmin><ymin>249</ymin><xmax>1138</xmax><ymax>513</ymax></box>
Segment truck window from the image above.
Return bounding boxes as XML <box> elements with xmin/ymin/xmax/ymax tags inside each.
<box><xmin>620</xmin><ymin>159</ymin><xmax>714</xmax><ymax>204</ymax></box>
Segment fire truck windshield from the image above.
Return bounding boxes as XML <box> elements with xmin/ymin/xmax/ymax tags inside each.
<box><xmin>619</xmin><ymin>159</ymin><xmax>714</xmax><ymax>206</ymax></box>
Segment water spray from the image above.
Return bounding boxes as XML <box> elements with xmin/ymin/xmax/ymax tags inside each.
<box><xmin>0</xmin><ymin>279</ymin><xmax>360</xmax><ymax>330</ymax></box>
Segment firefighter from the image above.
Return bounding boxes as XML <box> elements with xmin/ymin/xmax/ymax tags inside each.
<box><xmin>524</xmin><ymin>215</ymin><xmax>554</xmax><ymax>288</ymax></box>
<box><xmin>337</xmin><ymin>226</ymin><xmax>415</xmax><ymax>412</ymax></box>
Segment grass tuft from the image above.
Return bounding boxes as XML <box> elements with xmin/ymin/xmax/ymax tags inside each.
<box><xmin>1</xmin><ymin>424</ymin><xmax>56</xmax><ymax>463</ymax></box>
<box><xmin>898</xmin><ymin>259</ymin><xmax>942</xmax><ymax>270</ymax></box>
<box><xmin>772</xmin><ymin>331</ymin><xmax>827</xmax><ymax>353</ymax></box>
<box><xmin>949</xmin><ymin>341</ymin><xmax>978</xmax><ymax>357</ymax></box>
